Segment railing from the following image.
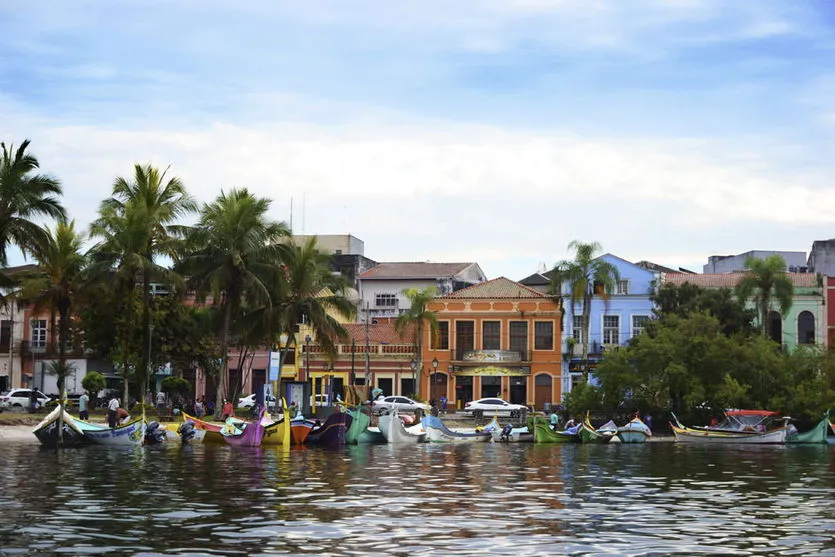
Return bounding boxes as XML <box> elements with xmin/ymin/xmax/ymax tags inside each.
<box><xmin>19</xmin><ymin>340</ymin><xmax>89</xmax><ymax>358</ymax></box>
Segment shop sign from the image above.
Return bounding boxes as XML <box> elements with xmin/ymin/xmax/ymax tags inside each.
<box><xmin>453</xmin><ymin>366</ymin><xmax>531</xmax><ymax>377</ymax></box>
<box><xmin>462</xmin><ymin>350</ymin><xmax>522</xmax><ymax>363</ymax></box>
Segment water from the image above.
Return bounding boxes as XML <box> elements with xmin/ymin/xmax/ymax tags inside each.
<box><xmin>0</xmin><ymin>441</ymin><xmax>834</xmax><ymax>556</ymax></box>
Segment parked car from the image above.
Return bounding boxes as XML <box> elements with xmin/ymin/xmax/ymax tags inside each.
<box><xmin>372</xmin><ymin>396</ymin><xmax>429</xmax><ymax>414</ymax></box>
<box><xmin>463</xmin><ymin>398</ymin><xmax>527</xmax><ymax>417</ymax></box>
<box><xmin>0</xmin><ymin>389</ymin><xmax>50</xmax><ymax>410</ymax></box>
<box><xmin>237</xmin><ymin>393</ymin><xmax>277</xmax><ymax>409</ymax></box>
<box><xmin>311</xmin><ymin>394</ymin><xmax>330</xmax><ymax>407</ymax></box>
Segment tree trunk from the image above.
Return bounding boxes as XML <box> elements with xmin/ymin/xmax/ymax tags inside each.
<box><xmin>140</xmin><ymin>266</ymin><xmax>152</xmax><ymax>406</ymax></box>
<box><xmin>215</xmin><ymin>299</ymin><xmax>232</xmax><ymax>418</ymax></box>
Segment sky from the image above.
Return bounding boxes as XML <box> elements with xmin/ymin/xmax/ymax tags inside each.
<box><xmin>2</xmin><ymin>0</ymin><xmax>835</xmax><ymax>279</ymax></box>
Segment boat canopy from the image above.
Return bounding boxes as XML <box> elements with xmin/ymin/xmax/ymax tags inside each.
<box><xmin>726</xmin><ymin>410</ymin><xmax>779</xmax><ymax>417</ymax></box>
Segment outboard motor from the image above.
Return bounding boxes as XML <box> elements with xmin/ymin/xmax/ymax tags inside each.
<box><xmin>145</xmin><ymin>421</ymin><xmax>166</xmax><ymax>445</ymax></box>
<box><xmin>178</xmin><ymin>420</ymin><xmax>197</xmax><ymax>443</ymax></box>
<box><xmin>500</xmin><ymin>423</ymin><xmax>513</xmax><ymax>443</ymax></box>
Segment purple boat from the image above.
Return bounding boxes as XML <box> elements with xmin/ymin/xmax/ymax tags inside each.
<box><xmin>221</xmin><ymin>407</ymin><xmax>266</xmax><ymax>447</ymax></box>
<box><xmin>306</xmin><ymin>411</ymin><xmax>349</xmax><ymax>446</ymax></box>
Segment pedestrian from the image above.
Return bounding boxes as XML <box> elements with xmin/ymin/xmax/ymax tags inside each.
<box><xmin>440</xmin><ymin>395</ymin><xmax>447</xmax><ymax>414</ymax></box>
<box><xmin>78</xmin><ymin>391</ymin><xmax>90</xmax><ymax>421</ymax></box>
<box><xmin>156</xmin><ymin>391</ymin><xmax>166</xmax><ymax>409</ymax></box>
<box><xmin>221</xmin><ymin>399</ymin><xmax>233</xmax><ymax>420</ymax></box>
<box><xmin>644</xmin><ymin>414</ymin><xmax>653</xmax><ymax>429</ymax></box>
<box><xmin>116</xmin><ymin>406</ymin><xmax>130</xmax><ymax>424</ymax></box>
<box><xmin>549</xmin><ymin>410</ymin><xmax>560</xmax><ymax>431</ymax></box>
<box><xmin>107</xmin><ymin>394</ymin><xmax>120</xmax><ymax>428</ymax></box>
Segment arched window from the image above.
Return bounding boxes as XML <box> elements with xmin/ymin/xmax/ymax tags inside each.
<box><xmin>797</xmin><ymin>311</ymin><xmax>815</xmax><ymax>345</ymax></box>
<box><xmin>768</xmin><ymin>311</ymin><xmax>782</xmax><ymax>345</ymax></box>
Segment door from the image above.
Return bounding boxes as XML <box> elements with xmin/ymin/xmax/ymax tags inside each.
<box><xmin>534</xmin><ymin>374</ymin><xmax>552</xmax><ymax>411</ymax></box>
<box><xmin>378</xmin><ymin>377</ymin><xmax>393</xmax><ymax>396</ymax></box>
<box><xmin>400</xmin><ymin>378</ymin><xmax>415</xmax><ymax>397</ymax></box>
<box><xmin>509</xmin><ymin>376</ymin><xmax>527</xmax><ymax>405</ymax></box>
<box><xmin>455</xmin><ymin>376</ymin><xmax>473</xmax><ymax>408</ymax></box>
<box><xmin>481</xmin><ymin>376</ymin><xmax>501</xmax><ymax>399</ymax></box>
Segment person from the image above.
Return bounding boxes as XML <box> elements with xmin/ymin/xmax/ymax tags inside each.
<box><xmin>156</xmin><ymin>391</ymin><xmax>166</xmax><ymax>409</ymax></box>
<box><xmin>440</xmin><ymin>395</ymin><xmax>447</xmax><ymax>414</ymax></box>
<box><xmin>549</xmin><ymin>410</ymin><xmax>560</xmax><ymax>431</ymax></box>
<box><xmin>206</xmin><ymin>399</ymin><xmax>215</xmax><ymax>416</ymax></box>
<box><xmin>565</xmin><ymin>417</ymin><xmax>577</xmax><ymax>429</ymax></box>
<box><xmin>644</xmin><ymin>414</ymin><xmax>653</xmax><ymax>429</ymax></box>
<box><xmin>116</xmin><ymin>406</ymin><xmax>130</xmax><ymax>424</ymax></box>
<box><xmin>78</xmin><ymin>391</ymin><xmax>90</xmax><ymax>421</ymax></box>
<box><xmin>709</xmin><ymin>416</ymin><xmax>719</xmax><ymax>428</ymax></box>
<box><xmin>221</xmin><ymin>399</ymin><xmax>234</xmax><ymax>420</ymax></box>
<box><xmin>108</xmin><ymin>395</ymin><xmax>120</xmax><ymax>428</ymax></box>
<box><xmin>195</xmin><ymin>397</ymin><xmax>205</xmax><ymax>418</ymax></box>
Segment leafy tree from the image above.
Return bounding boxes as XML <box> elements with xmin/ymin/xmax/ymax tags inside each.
<box><xmin>549</xmin><ymin>241</ymin><xmax>620</xmax><ymax>379</ymax></box>
<box><xmin>161</xmin><ymin>376</ymin><xmax>192</xmax><ymax>404</ymax></box>
<box><xmin>82</xmin><ymin>371</ymin><xmax>107</xmax><ymax>396</ymax></box>
<box><xmin>178</xmin><ymin>188</ymin><xmax>289</xmax><ymax>414</ymax></box>
<box><xmin>395</xmin><ymin>286</ymin><xmax>438</xmax><ymax>390</ymax></box>
<box><xmin>652</xmin><ymin>282</ymin><xmax>756</xmax><ymax>337</ymax></box>
<box><xmin>735</xmin><ymin>255</ymin><xmax>794</xmax><ymax>339</ymax></box>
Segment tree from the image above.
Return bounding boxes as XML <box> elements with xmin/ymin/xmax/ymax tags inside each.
<box><xmin>90</xmin><ymin>164</ymin><xmax>195</xmax><ymax>400</ymax></box>
<box><xmin>82</xmin><ymin>371</ymin><xmax>107</xmax><ymax>398</ymax></box>
<box><xmin>652</xmin><ymin>282</ymin><xmax>757</xmax><ymax>337</ymax></box>
<box><xmin>549</xmin><ymin>241</ymin><xmax>620</xmax><ymax>379</ymax></box>
<box><xmin>735</xmin><ymin>255</ymin><xmax>794</xmax><ymax>339</ymax></box>
<box><xmin>178</xmin><ymin>188</ymin><xmax>289</xmax><ymax>415</ymax></box>
<box><xmin>0</xmin><ymin>139</ymin><xmax>65</xmax><ymax>298</ymax></box>
<box><xmin>394</xmin><ymin>286</ymin><xmax>438</xmax><ymax>393</ymax></box>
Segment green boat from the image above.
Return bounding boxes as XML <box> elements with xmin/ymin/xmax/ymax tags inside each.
<box><xmin>578</xmin><ymin>416</ymin><xmax>616</xmax><ymax>444</ymax></box>
<box><xmin>346</xmin><ymin>407</ymin><xmax>372</xmax><ymax>445</ymax></box>
<box><xmin>787</xmin><ymin>414</ymin><xmax>831</xmax><ymax>444</ymax></box>
<box><xmin>533</xmin><ymin>419</ymin><xmax>579</xmax><ymax>443</ymax></box>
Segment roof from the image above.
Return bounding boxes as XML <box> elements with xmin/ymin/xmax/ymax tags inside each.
<box><xmin>343</xmin><ymin>321</ymin><xmax>415</xmax><ymax>344</ymax></box>
<box><xmin>635</xmin><ymin>260</ymin><xmax>688</xmax><ymax>274</ymax></box>
<box><xmin>518</xmin><ymin>272</ymin><xmax>551</xmax><ymax>286</ymax></box>
<box><xmin>443</xmin><ymin>277</ymin><xmax>547</xmax><ymax>299</ymax></box>
<box><xmin>358</xmin><ymin>262</ymin><xmax>476</xmax><ymax>280</ymax></box>
<box><xmin>665</xmin><ymin>272</ymin><xmax>819</xmax><ymax>288</ymax></box>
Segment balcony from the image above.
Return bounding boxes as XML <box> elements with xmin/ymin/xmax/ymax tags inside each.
<box><xmin>19</xmin><ymin>341</ymin><xmax>90</xmax><ymax>359</ymax></box>
<box><xmin>453</xmin><ymin>348</ymin><xmax>528</xmax><ymax>362</ymax></box>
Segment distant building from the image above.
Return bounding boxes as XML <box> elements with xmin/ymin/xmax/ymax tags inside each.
<box><xmin>357</xmin><ymin>262</ymin><xmax>486</xmax><ymax>320</ymax></box>
<box><xmin>807</xmin><ymin>240</ymin><xmax>835</xmax><ymax>276</ymax></box>
<box><xmin>703</xmin><ymin>250</ymin><xmax>807</xmax><ymax>274</ymax></box>
<box><xmin>291</xmin><ymin>234</ymin><xmax>377</xmax><ymax>287</ymax></box>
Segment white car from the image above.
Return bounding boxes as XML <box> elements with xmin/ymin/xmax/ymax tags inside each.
<box><xmin>0</xmin><ymin>389</ymin><xmax>50</xmax><ymax>410</ymax></box>
<box><xmin>463</xmin><ymin>398</ymin><xmax>527</xmax><ymax>417</ymax></box>
<box><xmin>372</xmin><ymin>396</ymin><xmax>429</xmax><ymax>414</ymax></box>
<box><xmin>237</xmin><ymin>393</ymin><xmax>277</xmax><ymax>409</ymax></box>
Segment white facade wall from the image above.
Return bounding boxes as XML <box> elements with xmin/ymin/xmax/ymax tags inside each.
<box><xmin>358</xmin><ymin>278</ymin><xmax>438</xmax><ymax>319</ymax></box>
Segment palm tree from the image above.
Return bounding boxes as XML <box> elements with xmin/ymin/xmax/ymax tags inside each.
<box><xmin>90</xmin><ymin>164</ymin><xmax>195</xmax><ymax>399</ymax></box>
<box><xmin>735</xmin><ymin>255</ymin><xmax>794</xmax><ymax>340</ymax></box>
<box><xmin>395</xmin><ymin>286</ymin><xmax>439</xmax><ymax>397</ymax></box>
<box><xmin>16</xmin><ymin>220</ymin><xmax>86</xmax><ymax>396</ymax></box>
<box><xmin>549</xmin><ymin>241</ymin><xmax>620</xmax><ymax>379</ymax></box>
<box><xmin>0</xmin><ymin>140</ymin><xmax>65</xmax><ymax>298</ymax></box>
<box><xmin>178</xmin><ymin>188</ymin><xmax>289</xmax><ymax>414</ymax></box>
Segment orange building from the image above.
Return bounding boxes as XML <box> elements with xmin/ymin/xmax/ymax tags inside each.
<box><xmin>421</xmin><ymin>277</ymin><xmax>562</xmax><ymax>411</ymax></box>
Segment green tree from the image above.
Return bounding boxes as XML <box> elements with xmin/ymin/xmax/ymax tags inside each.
<box><xmin>549</xmin><ymin>241</ymin><xmax>620</xmax><ymax>379</ymax></box>
<box><xmin>735</xmin><ymin>255</ymin><xmax>794</xmax><ymax>339</ymax></box>
<box><xmin>394</xmin><ymin>286</ymin><xmax>439</xmax><ymax>391</ymax></box>
<box><xmin>652</xmin><ymin>282</ymin><xmax>757</xmax><ymax>337</ymax></box>
<box><xmin>0</xmin><ymin>139</ymin><xmax>65</xmax><ymax>297</ymax></box>
<box><xmin>178</xmin><ymin>188</ymin><xmax>289</xmax><ymax>414</ymax></box>
<box><xmin>82</xmin><ymin>371</ymin><xmax>107</xmax><ymax>397</ymax></box>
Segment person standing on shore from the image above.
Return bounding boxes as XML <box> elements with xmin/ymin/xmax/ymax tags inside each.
<box><xmin>107</xmin><ymin>395</ymin><xmax>120</xmax><ymax>428</ymax></box>
<box><xmin>78</xmin><ymin>391</ymin><xmax>90</xmax><ymax>421</ymax></box>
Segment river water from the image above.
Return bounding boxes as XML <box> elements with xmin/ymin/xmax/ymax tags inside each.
<box><xmin>0</xmin><ymin>440</ymin><xmax>833</xmax><ymax>556</ymax></box>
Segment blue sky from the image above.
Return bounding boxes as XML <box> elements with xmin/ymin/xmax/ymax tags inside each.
<box><xmin>2</xmin><ymin>1</ymin><xmax>835</xmax><ymax>277</ymax></box>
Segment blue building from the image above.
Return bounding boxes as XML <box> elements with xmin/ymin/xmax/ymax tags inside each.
<box><xmin>520</xmin><ymin>254</ymin><xmax>660</xmax><ymax>395</ymax></box>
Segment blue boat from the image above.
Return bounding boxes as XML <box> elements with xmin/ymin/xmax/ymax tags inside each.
<box><xmin>422</xmin><ymin>414</ymin><xmax>491</xmax><ymax>443</ymax></box>
<box><xmin>617</xmin><ymin>416</ymin><xmax>652</xmax><ymax>444</ymax></box>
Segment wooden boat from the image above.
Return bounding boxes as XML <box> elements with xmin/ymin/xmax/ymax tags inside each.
<box><xmin>290</xmin><ymin>417</ymin><xmax>316</xmax><ymax>445</ymax></box>
<box><xmin>671</xmin><ymin>412</ymin><xmax>788</xmax><ymax>444</ymax></box>
<box><xmin>181</xmin><ymin>413</ymin><xmax>225</xmax><ymax>444</ymax></box>
<box><xmin>579</xmin><ymin>415</ymin><xmax>616</xmax><ymax>444</ymax></box>
<box><xmin>422</xmin><ymin>414</ymin><xmax>491</xmax><ymax>443</ymax></box>
<box><xmin>345</xmin><ymin>407</ymin><xmax>372</xmax><ymax>445</ymax></box>
<box><xmin>533</xmin><ymin>419</ymin><xmax>579</xmax><ymax>443</ymax></box>
<box><xmin>617</xmin><ymin>416</ymin><xmax>652</xmax><ymax>444</ymax></box>
<box><xmin>163</xmin><ymin>421</ymin><xmax>207</xmax><ymax>444</ymax></box>
<box><xmin>221</xmin><ymin>407</ymin><xmax>266</xmax><ymax>447</ymax></box>
<box><xmin>307</xmin><ymin>411</ymin><xmax>349</xmax><ymax>446</ymax></box>
<box><xmin>262</xmin><ymin>399</ymin><xmax>291</xmax><ymax>446</ymax></box>
<box><xmin>379</xmin><ymin>411</ymin><xmax>426</xmax><ymax>444</ymax></box>
<box><xmin>478</xmin><ymin>416</ymin><xmax>532</xmax><ymax>443</ymax></box>
<box><xmin>787</xmin><ymin>416</ymin><xmax>830</xmax><ymax>444</ymax></box>
<box><xmin>73</xmin><ymin>416</ymin><xmax>146</xmax><ymax>446</ymax></box>
<box><xmin>32</xmin><ymin>406</ymin><xmax>90</xmax><ymax>448</ymax></box>
<box><xmin>357</xmin><ymin>427</ymin><xmax>387</xmax><ymax>444</ymax></box>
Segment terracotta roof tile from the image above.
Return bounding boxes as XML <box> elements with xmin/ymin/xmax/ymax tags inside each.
<box><xmin>664</xmin><ymin>272</ymin><xmax>819</xmax><ymax>288</ymax></box>
<box><xmin>358</xmin><ymin>262</ymin><xmax>474</xmax><ymax>279</ymax></box>
<box><xmin>443</xmin><ymin>277</ymin><xmax>547</xmax><ymax>299</ymax></box>
<box><xmin>343</xmin><ymin>322</ymin><xmax>415</xmax><ymax>344</ymax></box>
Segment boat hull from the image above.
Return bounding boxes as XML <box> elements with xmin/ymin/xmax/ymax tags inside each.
<box><xmin>290</xmin><ymin>420</ymin><xmax>315</xmax><ymax>445</ymax></box>
<box><xmin>672</xmin><ymin>424</ymin><xmax>787</xmax><ymax>444</ymax></box>
<box><xmin>307</xmin><ymin>412</ymin><xmax>349</xmax><ymax>446</ymax></box>
<box><xmin>262</xmin><ymin>417</ymin><xmax>290</xmax><ymax>446</ymax></box>
<box><xmin>422</xmin><ymin>415</ymin><xmax>490</xmax><ymax>443</ymax></box>
<box><xmin>345</xmin><ymin>409</ymin><xmax>371</xmax><ymax>445</ymax></box>
<box><xmin>489</xmin><ymin>428</ymin><xmax>533</xmax><ymax>443</ymax></box>
<box><xmin>579</xmin><ymin>421</ymin><xmax>615</xmax><ymax>444</ymax></box>
<box><xmin>222</xmin><ymin>408</ymin><xmax>265</xmax><ymax>447</ymax></box>
<box><xmin>32</xmin><ymin>407</ymin><xmax>90</xmax><ymax>448</ymax></box>
<box><xmin>787</xmin><ymin>418</ymin><xmax>830</xmax><ymax>444</ymax></box>
<box><xmin>533</xmin><ymin>422</ymin><xmax>578</xmax><ymax>443</ymax></box>
<box><xmin>617</xmin><ymin>417</ymin><xmax>652</xmax><ymax>444</ymax></box>
<box><xmin>379</xmin><ymin>413</ymin><xmax>426</xmax><ymax>444</ymax></box>
<box><xmin>79</xmin><ymin>418</ymin><xmax>146</xmax><ymax>446</ymax></box>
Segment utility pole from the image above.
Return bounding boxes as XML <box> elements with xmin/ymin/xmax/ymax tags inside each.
<box><xmin>364</xmin><ymin>302</ymin><xmax>371</xmax><ymax>386</ymax></box>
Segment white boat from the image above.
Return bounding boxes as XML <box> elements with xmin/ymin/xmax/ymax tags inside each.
<box><xmin>671</xmin><ymin>411</ymin><xmax>788</xmax><ymax>444</ymax></box>
<box><xmin>617</xmin><ymin>417</ymin><xmax>652</xmax><ymax>444</ymax></box>
<box><xmin>71</xmin><ymin>416</ymin><xmax>147</xmax><ymax>446</ymax></box>
<box><xmin>378</xmin><ymin>411</ymin><xmax>426</xmax><ymax>444</ymax></box>
<box><xmin>422</xmin><ymin>415</ymin><xmax>491</xmax><ymax>443</ymax></box>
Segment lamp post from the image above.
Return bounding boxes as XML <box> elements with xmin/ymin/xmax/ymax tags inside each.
<box><xmin>432</xmin><ymin>357</ymin><xmax>438</xmax><ymax>402</ymax></box>
<box><xmin>409</xmin><ymin>358</ymin><xmax>417</xmax><ymax>397</ymax></box>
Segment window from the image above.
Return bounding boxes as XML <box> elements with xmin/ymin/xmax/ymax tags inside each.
<box><xmin>375</xmin><ymin>293</ymin><xmax>397</xmax><ymax>307</ymax></box>
<box><xmin>0</xmin><ymin>320</ymin><xmax>10</xmax><ymax>352</ymax></box>
<box><xmin>632</xmin><ymin>315</ymin><xmax>649</xmax><ymax>338</ymax></box>
<box><xmin>798</xmin><ymin>311</ymin><xmax>815</xmax><ymax>344</ymax></box>
<box><xmin>534</xmin><ymin>321</ymin><xmax>554</xmax><ymax>350</ymax></box>
<box><xmin>593</xmin><ymin>281</ymin><xmax>606</xmax><ymax>295</ymax></box>
<box><xmin>432</xmin><ymin>321</ymin><xmax>450</xmax><ymax>350</ymax></box>
<box><xmin>509</xmin><ymin>322</ymin><xmax>528</xmax><ymax>354</ymax></box>
<box><xmin>603</xmin><ymin>315</ymin><xmax>620</xmax><ymax>345</ymax></box>
<box><xmin>31</xmin><ymin>320</ymin><xmax>46</xmax><ymax>349</ymax></box>
<box><xmin>456</xmin><ymin>321</ymin><xmax>475</xmax><ymax>352</ymax></box>
<box><xmin>572</xmin><ymin>315</ymin><xmax>584</xmax><ymax>342</ymax></box>
<box><xmin>482</xmin><ymin>321</ymin><xmax>501</xmax><ymax>350</ymax></box>
<box><xmin>616</xmin><ymin>280</ymin><xmax>629</xmax><ymax>295</ymax></box>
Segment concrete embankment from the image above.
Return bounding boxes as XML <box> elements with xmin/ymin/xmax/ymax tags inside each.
<box><xmin>0</xmin><ymin>425</ymin><xmax>37</xmax><ymax>442</ymax></box>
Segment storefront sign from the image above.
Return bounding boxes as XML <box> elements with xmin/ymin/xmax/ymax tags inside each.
<box><xmin>453</xmin><ymin>366</ymin><xmax>531</xmax><ymax>377</ymax></box>
<box><xmin>462</xmin><ymin>350</ymin><xmax>522</xmax><ymax>363</ymax></box>
<box><xmin>568</xmin><ymin>359</ymin><xmax>599</xmax><ymax>373</ymax></box>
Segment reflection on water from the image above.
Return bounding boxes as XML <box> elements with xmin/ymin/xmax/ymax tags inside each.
<box><xmin>0</xmin><ymin>441</ymin><xmax>833</xmax><ymax>556</ymax></box>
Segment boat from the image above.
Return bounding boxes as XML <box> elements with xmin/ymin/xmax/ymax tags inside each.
<box><xmin>422</xmin><ymin>414</ymin><xmax>491</xmax><ymax>443</ymax></box>
<box><xmin>345</xmin><ymin>406</ymin><xmax>372</xmax><ymax>445</ymax></box>
<box><xmin>262</xmin><ymin>399</ymin><xmax>291</xmax><ymax>446</ymax></box>
<box><xmin>378</xmin><ymin>410</ymin><xmax>426</xmax><ymax>443</ymax></box>
<box><xmin>617</xmin><ymin>416</ymin><xmax>652</xmax><ymax>444</ymax></box>
<box><xmin>290</xmin><ymin>416</ymin><xmax>317</xmax><ymax>445</ymax></box>
<box><xmin>72</xmin><ymin>416</ymin><xmax>147</xmax><ymax>446</ymax></box>
<box><xmin>181</xmin><ymin>412</ymin><xmax>225</xmax><ymax>443</ymax></box>
<box><xmin>531</xmin><ymin>416</ymin><xmax>579</xmax><ymax>443</ymax></box>
<box><xmin>477</xmin><ymin>415</ymin><xmax>532</xmax><ymax>443</ymax></box>
<box><xmin>670</xmin><ymin>411</ymin><xmax>788</xmax><ymax>444</ymax></box>
<box><xmin>32</xmin><ymin>406</ymin><xmax>90</xmax><ymax>448</ymax></box>
<box><xmin>579</xmin><ymin>414</ymin><xmax>616</xmax><ymax>444</ymax></box>
<box><xmin>221</xmin><ymin>407</ymin><xmax>266</xmax><ymax>447</ymax></box>
<box><xmin>787</xmin><ymin>412</ymin><xmax>831</xmax><ymax>444</ymax></box>
<box><xmin>306</xmin><ymin>411</ymin><xmax>349</xmax><ymax>446</ymax></box>
<box><xmin>163</xmin><ymin>420</ymin><xmax>207</xmax><ymax>444</ymax></box>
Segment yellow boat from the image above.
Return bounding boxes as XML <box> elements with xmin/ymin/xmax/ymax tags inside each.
<box><xmin>261</xmin><ymin>398</ymin><xmax>291</xmax><ymax>447</ymax></box>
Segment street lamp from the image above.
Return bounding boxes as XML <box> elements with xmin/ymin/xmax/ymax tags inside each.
<box><xmin>409</xmin><ymin>358</ymin><xmax>417</xmax><ymax>397</ymax></box>
<box><xmin>432</xmin><ymin>357</ymin><xmax>439</xmax><ymax>401</ymax></box>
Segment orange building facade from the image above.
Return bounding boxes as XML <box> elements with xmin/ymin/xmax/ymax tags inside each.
<box><xmin>420</xmin><ymin>277</ymin><xmax>562</xmax><ymax>411</ymax></box>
